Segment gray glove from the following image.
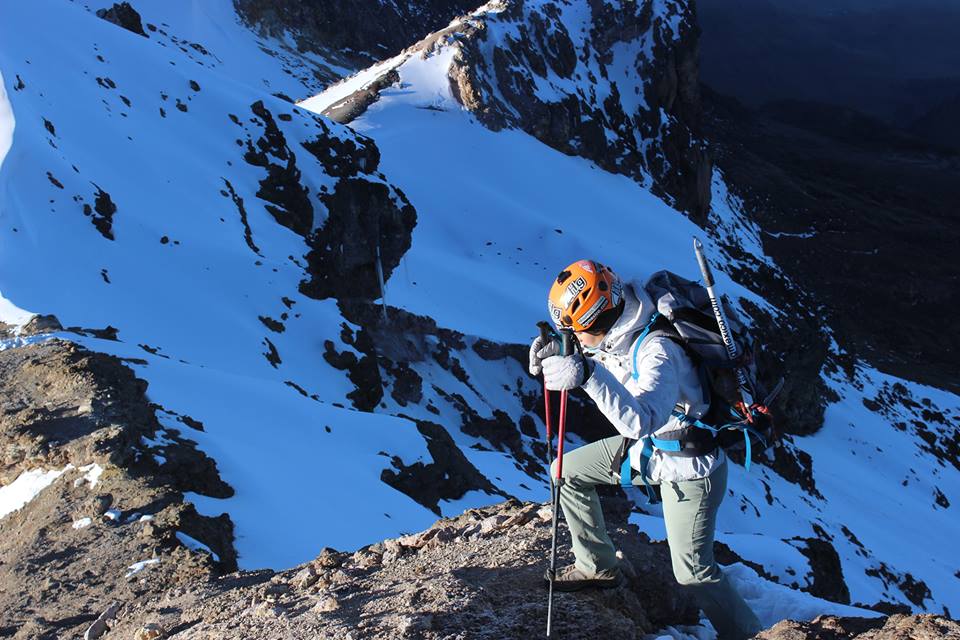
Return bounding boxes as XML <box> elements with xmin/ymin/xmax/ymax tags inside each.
<box><xmin>528</xmin><ymin>335</ymin><xmax>560</xmax><ymax>376</ymax></box>
<box><xmin>542</xmin><ymin>353</ymin><xmax>591</xmax><ymax>391</ymax></box>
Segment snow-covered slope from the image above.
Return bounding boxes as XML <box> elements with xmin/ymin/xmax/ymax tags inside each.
<box><xmin>89</xmin><ymin>0</ymin><xmax>360</xmax><ymax>99</ymax></box>
<box><xmin>1</xmin><ymin>0</ymin><xmax>958</xmax><ymax>631</ymax></box>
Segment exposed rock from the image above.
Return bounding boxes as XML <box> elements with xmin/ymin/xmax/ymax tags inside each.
<box><xmin>134</xmin><ymin>622</ymin><xmax>167</xmax><ymax>639</ymax></box>
<box><xmin>234</xmin><ymin>99</ymin><xmax>417</xmax><ymax>305</ymax></box>
<box><xmin>756</xmin><ymin>614</ymin><xmax>960</xmax><ymax>640</ymax></box>
<box><xmin>243</xmin><ymin>100</ymin><xmax>314</xmax><ymax>236</ymax></box>
<box><xmin>381</xmin><ymin>420</ymin><xmax>508</xmax><ymax>515</ymax></box>
<box><xmin>321</xmin><ymin>69</ymin><xmax>400</xmax><ymax>124</ymax></box>
<box><xmin>300</xmin><ymin>177</ymin><xmax>416</xmax><ymax>301</ymax></box>
<box><xmin>87</xmin><ymin>185</ymin><xmax>117</xmax><ymax>240</ymax></box>
<box><xmin>451</xmin><ymin>0</ymin><xmax>711</xmax><ymax>220</ymax></box>
<box><xmin>312</xmin><ymin>594</ymin><xmax>340</xmax><ymax>613</ymax></box>
<box><xmin>83</xmin><ymin>601</ymin><xmax>121</xmax><ymax>639</ymax></box>
<box><xmin>0</xmin><ymin>340</ymin><xmax>234</xmax><ymax>637</ymax></box>
<box><xmin>791</xmin><ymin>536</ymin><xmax>851</xmax><ymax>605</ymax></box>
<box><xmin>95</xmin><ymin>2</ymin><xmax>147</xmax><ymax>37</ymax></box>
<box><xmin>313</xmin><ymin>0</ymin><xmax>712</xmax><ymax>220</ymax></box>
<box><xmin>20</xmin><ymin>313</ymin><xmax>63</xmax><ymax>336</ymax></box>
<box><xmin>101</xmin><ymin>499</ymin><xmax>700</xmax><ymax>638</ymax></box>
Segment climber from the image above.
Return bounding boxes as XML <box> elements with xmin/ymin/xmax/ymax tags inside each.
<box><xmin>529</xmin><ymin>259</ymin><xmax>763</xmax><ymax>640</ymax></box>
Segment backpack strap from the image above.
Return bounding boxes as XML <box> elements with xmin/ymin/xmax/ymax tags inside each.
<box><xmin>630</xmin><ymin>313</ymin><xmax>679</xmax><ymax>381</ymax></box>
<box><xmin>611</xmin><ymin>437</ymin><xmax>658</xmax><ymax>502</ymax></box>
<box><xmin>667</xmin><ymin>408</ymin><xmax>772</xmax><ymax>472</ymax></box>
<box><xmin>649</xmin><ymin>420</ymin><xmax>719</xmax><ymax>457</ymax></box>
<box><xmin>630</xmin><ymin>313</ymin><xmax>712</xmax><ymax>408</ymax></box>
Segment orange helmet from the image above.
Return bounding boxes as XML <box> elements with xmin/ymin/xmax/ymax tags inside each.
<box><xmin>548</xmin><ymin>260</ymin><xmax>624</xmax><ymax>332</ymax></box>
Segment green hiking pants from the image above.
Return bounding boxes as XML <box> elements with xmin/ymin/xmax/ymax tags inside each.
<box><xmin>550</xmin><ymin>435</ymin><xmax>762</xmax><ymax>640</ymax></box>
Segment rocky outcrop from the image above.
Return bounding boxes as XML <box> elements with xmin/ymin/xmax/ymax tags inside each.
<box><xmin>308</xmin><ymin>0</ymin><xmax>712</xmax><ymax>221</ymax></box>
<box><xmin>448</xmin><ymin>0</ymin><xmax>711</xmax><ymax>220</ymax></box>
<box><xmin>300</xmin><ymin>177</ymin><xmax>416</xmax><ymax>301</ymax></box>
<box><xmin>95</xmin><ymin>2</ymin><xmax>147</xmax><ymax>38</ymax></box>
<box><xmin>334</xmin><ymin>299</ymin><xmax>547</xmax><ymax>503</ymax></box>
<box><xmin>756</xmin><ymin>614</ymin><xmax>960</xmax><ymax>640</ymax></box>
<box><xmin>97</xmin><ymin>499</ymin><xmax>701</xmax><ymax>638</ymax></box>
<box><xmin>0</xmin><ymin>340</ymin><xmax>234</xmax><ymax>638</ymax></box>
<box><xmin>230</xmin><ymin>99</ymin><xmax>417</xmax><ymax>302</ymax></box>
<box><xmin>381</xmin><ymin>420</ymin><xmax>509</xmax><ymax>515</ymax></box>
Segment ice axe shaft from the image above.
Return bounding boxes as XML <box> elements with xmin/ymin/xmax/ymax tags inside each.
<box><xmin>693</xmin><ymin>238</ymin><xmax>754</xmax><ymax>406</ymax></box>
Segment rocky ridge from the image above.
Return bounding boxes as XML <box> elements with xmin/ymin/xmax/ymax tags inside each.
<box><xmin>309</xmin><ymin>0</ymin><xmax>711</xmax><ymax>221</ymax></box>
<box><xmin>757</xmin><ymin>614</ymin><xmax>960</xmax><ymax>640</ymax></box>
<box><xmin>8</xmin><ymin>467</ymin><xmax>958</xmax><ymax>638</ymax></box>
<box><xmin>0</xmin><ymin>338</ymin><xmax>233</xmax><ymax>639</ymax></box>
<box><xmin>73</xmin><ymin>498</ymin><xmax>701</xmax><ymax>639</ymax></box>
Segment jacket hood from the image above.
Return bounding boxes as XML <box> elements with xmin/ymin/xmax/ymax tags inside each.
<box><xmin>597</xmin><ymin>280</ymin><xmax>656</xmax><ymax>355</ymax></box>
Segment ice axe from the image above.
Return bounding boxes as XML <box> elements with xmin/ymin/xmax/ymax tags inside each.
<box><xmin>693</xmin><ymin>238</ymin><xmax>755</xmax><ymax>406</ymax></box>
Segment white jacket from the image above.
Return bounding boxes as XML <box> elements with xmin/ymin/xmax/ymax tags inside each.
<box><xmin>581</xmin><ymin>280</ymin><xmax>725</xmax><ymax>483</ymax></box>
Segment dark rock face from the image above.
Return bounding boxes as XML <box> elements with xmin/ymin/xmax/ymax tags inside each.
<box><xmin>244</xmin><ymin>100</ymin><xmax>314</xmax><ymax>236</ymax></box>
<box><xmin>233</xmin><ymin>0</ymin><xmax>476</xmax><ymax>66</ymax></box>
<box><xmin>95</xmin><ymin>2</ymin><xmax>147</xmax><ymax>37</ymax></box>
<box><xmin>83</xmin><ymin>185</ymin><xmax>117</xmax><ymax>240</ymax></box>
<box><xmin>0</xmin><ymin>340</ymin><xmax>234</xmax><ymax>638</ymax></box>
<box><xmin>792</xmin><ymin>537</ymin><xmax>851</xmax><ymax>605</ymax></box>
<box><xmin>447</xmin><ymin>0</ymin><xmax>711</xmax><ymax>220</ymax></box>
<box><xmin>861</xmin><ymin>381</ymin><xmax>960</xmax><ymax>474</ymax></box>
<box><xmin>233</xmin><ymin>100</ymin><xmax>418</xmax><ymax>303</ymax></box>
<box><xmin>381</xmin><ymin>420</ymin><xmax>508</xmax><ymax>515</ymax></box>
<box><xmin>300</xmin><ymin>178</ymin><xmax>416</xmax><ymax>301</ymax></box>
<box><xmin>335</xmin><ymin>300</ymin><xmax>551</xmax><ymax>505</ymax></box>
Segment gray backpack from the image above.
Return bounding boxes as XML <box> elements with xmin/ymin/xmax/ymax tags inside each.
<box><xmin>631</xmin><ymin>270</ymin><xmax>782</xmax><ymax>464</ymax></box>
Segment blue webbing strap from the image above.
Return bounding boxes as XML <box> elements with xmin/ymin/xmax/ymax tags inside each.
<box><xmin>619</xmin><ymin>448</ymin><xmax>632</xmax><ymax>486</ymax></box>
<box><xmin>618</xmin><ymin>438</ymin><xmax>658</xmax><ymax>502</ymax></box>
<box><xmin>743</xmin><ymin>429</ymin><xmax>751</xmax><ymax>472</ymax></box>
<box><xmin>630</xmin><ymin>313</ymin><xmax>662</xmax><ymax>381</ymax></box>
<box><xmin>670</xmin><ymin>409</ymin><xmax>720</xmax><ymax>432</ymax></box>
<box><xmin>649</xmin><ymin>437</ymin><xmax>682</xmax><ymax>452</ymax></box>
<box><xmin>668</xmin><ymin>409</ymin><xmax>768</xmax><ymax>473</ymax></box>
<box><xmin>638</xmin><ymin>439</ymin><xmax>659</xmax><ymax>502</ymax></box>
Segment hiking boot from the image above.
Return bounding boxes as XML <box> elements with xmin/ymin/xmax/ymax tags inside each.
<box><xmin>543</xmin><ymin>563</ymin><xmax>622</xmax><ymax>592</ymax></box>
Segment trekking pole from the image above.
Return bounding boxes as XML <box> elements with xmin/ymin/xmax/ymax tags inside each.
<box><xmin>537</xmin><ymin>322</ymin><xmax>557</xmax><ymax>503</ymax></box>
<box><xmin>693</xmin><ymin>238</ymin><xmax>754</xmax><ymax>406</ymax></box>
<box><xmin>546</xmin><ymin>329</ymin><xmax>574</xmax><ymax>637</ymax></box>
